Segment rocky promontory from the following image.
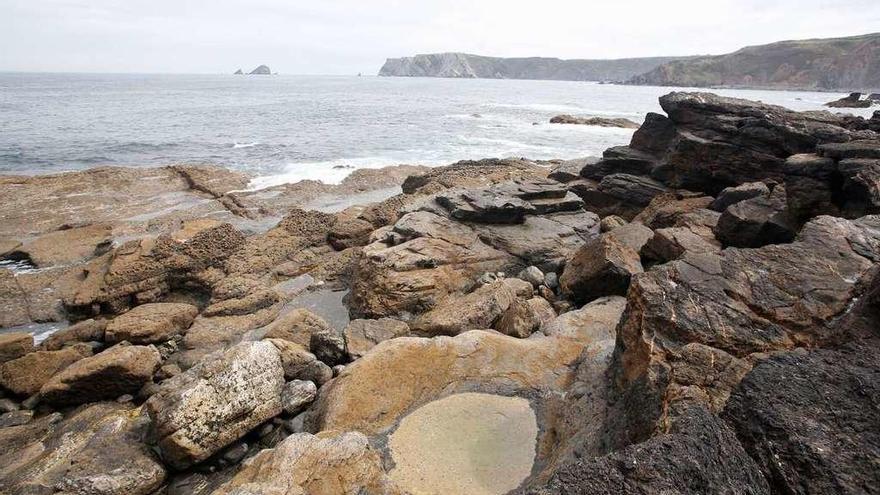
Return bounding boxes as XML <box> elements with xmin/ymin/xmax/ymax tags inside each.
<box><xmin>1</xmin><ymin>93</ymin><xmax>879</xmax><ymax>494</ymax></box>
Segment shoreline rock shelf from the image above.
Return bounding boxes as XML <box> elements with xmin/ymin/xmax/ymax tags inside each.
<box><xmin>1</xmin><ymin>91</ymin><xmax>879</xmax><ymax>494</ymax></box>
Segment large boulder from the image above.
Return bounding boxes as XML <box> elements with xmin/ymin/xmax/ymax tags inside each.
<box><xmin>535</xmin><ymin>406</ymin><xmax>769</xmax><ymax>495</ymax></box>
<box><xmin>210</xmin><ymin>431</ymin><xmax>394</xmax><ymax>495</ymax></box>
<box><xmin>714</xmin><ymin>186</ymin><xmax>797</xmax><ymax>248</ymax></box>
<box><xmin>145</xmin><ymin>341</ymin><xmax>284</xmax><ymax>469</ymax></box>
<box><xmin>39</xmin><ymin>343</ymin><xmax>161</xmax><ymax>406</ymax></box>
<box><xmin>608</xmin><ymin>214</ymin><xmax>880</xmax><ymax>448</ymax></box>
<box><xmin>0</xmin><ymin>344</ymin><xmax>93</xmax><ymax>396</ymax></box>
<box><xmin>723</xmin><ymin>340</ymin><xmax>880</xmax><ymax>494</ymax></box>
<box><xmin>411</xmin><ymin>280</ymin><xmax>517</xmax><ymax>336</ymax></box>
<box><xmin>105</xmin><ymin>302</ymin><xmax>199</xmax><ymax>344</ymax></box>
<box><xmin>0</xmin><ymin>403</ymin><xmax>166</xmax><ymax>495</ymax></box>
<box><xmin>559</xmin><ymin>234</ymin><xmax>643</xmax><ymax>305</ymax></box>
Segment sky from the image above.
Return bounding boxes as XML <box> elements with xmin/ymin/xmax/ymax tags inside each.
<box><xmin>1</xmin><ymin>0</ymin><xmax>879</xmax><ymax>74</ymax></box>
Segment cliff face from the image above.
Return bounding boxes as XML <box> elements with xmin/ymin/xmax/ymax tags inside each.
<box><xmin>627</xmin><ymin>32</ymin><xmax>880</xmax><ymax>91</ymax></box>
<box><xmin>378</xmin><ymin>53</ymin><xmax>691</xmax><ymax>82</ymax></box>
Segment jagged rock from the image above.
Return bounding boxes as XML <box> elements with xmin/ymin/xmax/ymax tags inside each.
<box><xmin>15</xmin><ymin>223</ymin><xmax>112</xmax><ymax>268</ymax></box>
<box><xmin>581</xmin><ymin>146</ymin><xmax>659</xmax><ymax>180</ymax></box>
<box><xmin>608</xmin><ymin>215</ymin><xmax>880</xmax><ymax>449</ymax></box>
<box><xmin>233</xmin><ymin>69</ymin><xmax>243</xmax><ymax>75</ymax></box>
<box><xmin>0</xmin><ymin>333</ymin><xmax>34</xmax><ymax>364</ymax></box>
<box><xmin>39</xmin><ymin>343</ymin><xmax>161</xmax><ymax>406</ymax></box>
<box><xmin>263</xmin><ymin>308</ymin><xmax>334</xmax><ymax>347</ymax></box>
<box><xmin>560</xmin><ymin>234</ymin><xmax>643</xmax><ymax>305</ymax></box>
<box><xmin>0</xmin><ymin>344</ymin><xmax>93</xmax><ymax>396</ymax></box>
<box><xmin>542</xmin><ymin>295</ymin><xmax>627</xmax><ymax>341</ymax></box>
<box><xmin>0</xmin><ymin>403</ymin><xmax>166</xmax><ymax>495</ymax></box>
<box><xmin>633</xmin><ymin>193</ymin><xmax>713</xmax><ymax>229</ymax></box>
<box><xmin>628</xmin><ymin>112</ymin><xmax>677</xmax><ymax>155</ymax></box>
<box><xmin>711</xmin><ymin>181</ymin><xmax>771</xmax><ymax>212</ymax></box>
<box><xmin>40</xmin><ymin>318</ymin><xmax>107</xmax><ymax>350</ymax></box>
<box><xmin>724</xmin><ymin>340</ymin><xmax>880</xmax><ymax>494</ymax></box>
<box><xmin>411</xmin><ymin>280</ymin><xmax>516</xmax><ymax>336</ymax></box>
<box><xmin>105</xmin><ymin>303</ymin><xmax>198</xmax><ymax>344</ymax></box>
<box><xmin>837</xmin><ymin>157</ymin><xmax>880</xmax><ymax>217</ymax></box>
<box><xmin>281</xmin><ymin>380</ymin><xmax>317</xmax><ymax>415</ymax></box>
<box><xmin>714</xmin><ymin>186</ymin><xmax>797</xmax><ymax>248</ymax></box>
<box><xmin>146</xmin><ymin>341</ymin><xmax>284</xmax><ymax>470</ymax></box>
<box><xmin>343</xmin><ymin>318</ymin><xmax>410</xmax><ymax>360</ymax></box>
<box><xmin>210</xmin><ymin>431</ymin><xmax>393</xmax><ymax>495</ymax></box>
<box><xmin>496</xmin><ymin>296</ymin><xmax>556</xmax><ymax>338</ymax></box>
<box><xmin>348</xmin><ymin>211</ymin><xmax>516</xmax><ymax>319</ymax></box>
<box><xmin>643</xmin><ymin>224</ymin><xmax>721</xmax><ymax>262</ymax></box>
<box><xmin>535</xmin><ymin>406</ymin><xmax>769</xmax><ymax>495</ymax></box>
<box><xmin>826</xmin><ymin>92</ymin><xmax>873</xmax><ymax>108</ymax></box>
<box><xmin>266</xmin><ymin>338</ymin><xmax>333</xmax><ymax>385</ymax></box>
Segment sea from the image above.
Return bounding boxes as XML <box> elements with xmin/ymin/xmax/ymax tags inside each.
<box><xmin>1</xmin><ymin>73</ymin><xmax>874</xmax><ymax>188</ymax></box>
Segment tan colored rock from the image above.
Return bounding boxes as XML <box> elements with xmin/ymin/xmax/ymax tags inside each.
<box><xmin>411</xmin><ymin>281</ymin><xmax>515</xmax><ymax>336</ymax></box>
<box><xmin>146</xmin><ymin>341</ymin><xmax>284</xmax><ymax>469</ymax></box>
<box><xmin>18</xmin><ymin>223</ymin><xmax>112</xmax><ymax>267</ymax></box>
<box><xmin>40</xmin><ymin>318</ymin><xmax>107</xmax><ymax>350</ymax></box>
<box><xmin>0</xmin><ymin>402</ymin><xmax>166</xmax><ymax>495</ymax></box>
<box><xmin>264</xmin><ymin>308</ymin><xmax>334</xmax><ymax>347</ymax></box>
<box><xmin>211</xmin><ymin>430</ymin><xmax>395</xmax><ymax>495</ymax></box>
<box><xmin>328</xmin><ymin>217</ymin><xmax>375</xmax><ymax>250</ymax></box>
<box><xmin>313</xmin><ymin>330</ymin><xmax>585</xmax><ymax>436</ymax></box>
<box><xmin>543</xmin><ymin>296</ymin><xmax>627</xmax><ymax>342</ymax></box>
<box><xmin>105</xmin><ymin>303</ymin><xmax>199</xmax><ymax>344</ymax></box>
<box><xmin>496</xmin><ymin>296</ymin><xmax>555</xmax><ymax>338</ymax></box>
<box><xmin>267</xmin><ymin>338</ymin><xmax>334</xmax><ymax>386</ymax></box>
<box><xmin>0</xmin><ymin>344</ymin><xmax>93</xmax><ymax>396</ymax></box>
<box><xmin>343</xmin><ymin>318</ymin><xmax>410</xmax><ymax>360</ymax></box>
<box><xmin>176</xmin><ymin>304</ymin><xmax>281</xmax><ymax>370</ymax></box>
<box><xmin>40</xmin><ymin>343</ymin><xmax>161</xmax><ymax>406</ymax></box>
<box><xmin>0</xmin><ymin>332</ymin><xmax>34</xmax><ymax>364</ymax></box>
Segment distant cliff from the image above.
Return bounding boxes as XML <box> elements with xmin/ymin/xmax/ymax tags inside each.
<box><xmin>626</xmin><ymin>33</ymin><xmax>880</xmax><ymax>91</ymax></box>
<box><xmin>378</xmin><ymin>53</ymin><xmax>691</xmax><ymax>82</ymax></box>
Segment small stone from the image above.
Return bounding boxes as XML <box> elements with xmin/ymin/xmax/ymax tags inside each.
<box><xmin>544</xmin><ymin>272</ymin><xmax>559</xmax><ymax>289</ymax></box>
<box><xmin>281</xmin><ymin>380</ymin><xmax>317</xmax><ymax>415</ymax></box>
<box><xmin>283</xmin><ymin>412</ymin><xmax>307</xmax><ymax>434</ymax></box>
<box><xmin>116</xmin><ymin>394</ymin><xmax>134</xmax><ymax>403</ymax></box>
<box><xmin>220</xmin><ymin>442</ymin><xmax>249</xmax><ymax>465</ymax></box>
<box><xmin>332</xmin><ymin>365</ymin><xmax>345</xmax><ymax>377</ymax></box>
<box><xmin>517</xmin><ymin>266</ymin><xmax>545</xmax><ymax>287</ymax></box>
<box><xmin>600</xmin><ymin>215</ymin><xmax>627</xmax><ymax>232</ymax></box>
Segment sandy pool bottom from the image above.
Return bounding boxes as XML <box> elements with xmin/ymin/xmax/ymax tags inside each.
<box><xmin>388</xmin><ymin>392</ymin><xmax>538</xmax><ymax>495</ymax></box>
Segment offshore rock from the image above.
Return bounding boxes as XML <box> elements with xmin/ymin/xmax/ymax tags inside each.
<box><xmin>550</xmin><ymin>115</ymin><xmax>640</xmax><ymax>128</ymax></box>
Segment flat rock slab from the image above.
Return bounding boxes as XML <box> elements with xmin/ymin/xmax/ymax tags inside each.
<box><xmin>389</xmin><ymin>392</ymin><xmax>538</xmax><ymax>495</ymax></box>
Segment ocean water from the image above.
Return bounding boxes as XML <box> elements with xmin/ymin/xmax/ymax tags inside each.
<box><xmin>0</xmin><ymin>73</ymin><xmax>872</xmax><ymax>187</ymax></box>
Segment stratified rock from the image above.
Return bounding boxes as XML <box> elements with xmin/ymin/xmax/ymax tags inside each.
<box><xmin>210</xmin><ymin>431</ymin><xmax>393</xmax><ymax>495</ymax></box>
<box><xmin>535</xmin><ymin>406</ymin><xmax>769</xmax><ymax>495</ymax></box>
<box><xmin>724</xmin><ymin>340</ymin><xmax>880</xmax><ymax>494</ymax></box>
<box><xmin>436</xmin><ymin>188</ymin><xmax>535</xmax><ymax>223</ymax></box>
<box><xmin>343</xmin><ymin>318</ymin><xmax>410</xmax><ymax>360</ymax></box>
<box><xmin>0</xmin><ymin>344</ymin><xmax>92</xmax><ymax>396</ymax></box>
<box><xmin>0</xmin><ymin>333</ymin><xmax>34</xmax><ymax>364</ymax></box>
<box><xmin>105</xmin><ymin>302</ymin><xmax>198</xmax><ymax>344</ymax></box>
<box><xmin>202</xmin><ymin>276</ymin><xmax>280</xmax><ymax>317</ymax></box>
<box><xmin>145</xmin><ymin>341</ymin><xmax>283</xmax><ymax>470</ymax></box>
<box><xmin>710</xmin><ymin>181</ymin><xmax>771</xmax><ymax>212</ymax></box>
<box><xmin>819</xmin><ymin>140</ymin><xmax>880</xmax><ymax>160</ymax></box>
<box><xmin>559</xmin><ymin>234</ymin><xmax>643</xmax><ymax>305</ymax></box>
<box><xmin>0</xmin><ymin>403</ymin><xmax>166</xmax><ymax>495</ymax></box>
<box><xmin>280</xmin><ymin>380</ymin><xmax>317</xmax><ymax>415</ymax></box>
<box><xmin>581</xmin><ymin>146</ymin><xmax>659</xmax><ymax>180</ymax></box>
<box><xmin>714</xmin><ymin>186</ymin><xmax>797</xmax><ymax>248</ymax></box>
<box><xmin>548</xmin><ymin>158</ymin><xmax>597</xmax><ymax>183</ymax></box>
<box><xmin>39</xmin><ymin>343</ymin><xmax>161</xmax><ymax>406</ymax></box>
<box><xmin>550</xmin><ymin>115</ymin><xmax>640</xmax><ymax>128</ymax></box>
<box><xmin>16</xmin><ymin>223</ymin><xmax>112</xmax><ymax>268</ymax></box>
<box><xmin>609</xmin><ymin>215</ymin><xmax>880</xmax><ymax>448</ymax></box>
<box><xmin>40</xmin><ymin>318</ymin><xmax>106</xmax><ymax>350</ymax></box>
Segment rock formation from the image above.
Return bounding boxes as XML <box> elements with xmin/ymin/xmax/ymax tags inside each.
<box><xmin>248</xmin><ymin>65</ymin><xmax>271</xmax><ymax>75</ymax></box>
<box><xmin>1</xmin><ymin>91</ymin><xmax>879</xmax><ymax>494</ymax></box>
<box><xmin>549</xmin><ymin>115</ymin><xmax>641</xmax><ymax>128</ymax></box>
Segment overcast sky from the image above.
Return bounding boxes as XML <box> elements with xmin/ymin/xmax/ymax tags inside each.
<box><xmin>1</xmin><ymin>0</ymin><xmax>878</xmax><ymax>74</ymax></box>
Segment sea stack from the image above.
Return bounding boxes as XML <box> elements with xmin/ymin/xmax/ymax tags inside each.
<box><xmin>233</xmin><ymin>69</ymin><xmax>244</xmax><ymax>75</ymax></box>
<box><xmin>249</xmin><ymin>65</ymin><xmax>271</xmax><ymax>75</ymax></box>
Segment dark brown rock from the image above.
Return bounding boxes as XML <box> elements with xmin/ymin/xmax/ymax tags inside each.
<box><xmin>714</xmin><ymin>186</ymin><xmax>797</xmax><ymax>248</ymax></box>
<box><xmin>560</xmin><ymin>234</ymin><xmax>643</xmax><ymax>305</ymax></box>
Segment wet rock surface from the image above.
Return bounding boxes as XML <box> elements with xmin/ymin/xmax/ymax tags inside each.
<box><xmin>1</xmin><ymin>92</ymin><xmax>879</xmax><ymax>494</ymax></box>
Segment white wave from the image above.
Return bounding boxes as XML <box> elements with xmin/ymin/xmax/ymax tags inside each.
<box><xmin>233</xmin><ymin>142</ymin><xmax>260</xmax><ymax>149</ymax></box>
<box><xmin>247</xmin><ymin>157</ymin><xmax>407</xmax><ymax>190</ymax></box>
<box><xmin>487</xmin><ymin>103</ymin><xmax>644</xmax><ymax>118</ymax></box>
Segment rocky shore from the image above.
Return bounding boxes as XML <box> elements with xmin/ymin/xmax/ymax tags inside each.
<box><xmin>1</xmin><ymin>92</ymin><xmax>880</xmax><ymax>494</ymax></box>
